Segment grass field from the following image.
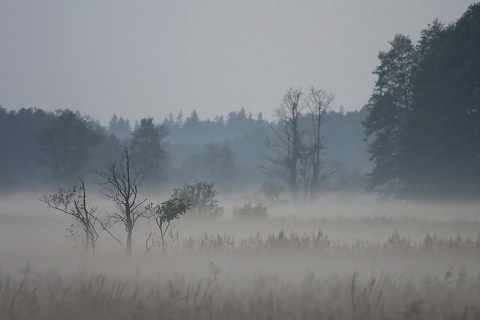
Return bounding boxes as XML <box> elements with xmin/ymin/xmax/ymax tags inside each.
<box><xmin>0</xmin><ymin>194</ymin><xmax>479</xmax><ymax>319</ymax></box>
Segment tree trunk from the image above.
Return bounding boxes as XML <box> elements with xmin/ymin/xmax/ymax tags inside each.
<box><xmin>126</xmin><ymin>229</ymin><xmax>132</xmax><ymax>257</ymax></box>
<box><xmin>85</xmin><ymin>223</ymin><xmax>90</xmax><ymax>255</ymax></box>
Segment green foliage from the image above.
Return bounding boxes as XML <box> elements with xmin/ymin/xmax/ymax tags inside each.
<box><xmin>232</xmin><ymin>202</ymin><xmax>268</xmax><ymax>220</ymax></box>
<box><xmin>172</xmin><ymin>181</ymin><xmax>223</xmax><ymax>217</ymax></box>
<box><xmin>145</xmin><ymin>197</ymin><xmax>189</xmax><ymax>251</ymax></box>
<box><xmin>146</xmin><ymin>198</ymin><xmax>189</xmax><ymax>225</ymax></box>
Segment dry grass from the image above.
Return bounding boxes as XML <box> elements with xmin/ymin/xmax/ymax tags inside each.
<box><xmin>171</xmin><ymin>229</ymin><xmax>480</xmax><ymax>254</ymax></box>
<box><xmin>1</xmin><ymin>263</ymin><xmax>479</xmax><ymax>319</ymax></box>
<box><xmin>1</xmin><ymin>194</ymin><xmax>480</xmax><ymax>319</ymax></box>
<box><xmin>1</xmin><ymin>228</ymin><xmax>479</xmax><ymax>320</ymax></box>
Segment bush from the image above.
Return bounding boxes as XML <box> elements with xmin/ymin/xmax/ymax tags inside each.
<box><xmin>232</xmin><ymin>202</ymin><xmax>268</xmax><ymax>220</ymax></box>
<box><xmin>172</xmin><ymin>181</ymin><xmax>223</xmax><ymax>217</ymax></box>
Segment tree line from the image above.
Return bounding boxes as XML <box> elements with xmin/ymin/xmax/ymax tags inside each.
<box><xmin>0</xmin><ymin>108</ymin><xmax>169</xmax><ymax>189</ymax></box>
<box><xmin>0</xmin><ymin>104</ymin><xmax>368</xmax><ymax>195</ymax></box>
<box><xmin>364</xmin><ymin>3</ymin><xmax>480</xmax><ymax>199</ymax></box>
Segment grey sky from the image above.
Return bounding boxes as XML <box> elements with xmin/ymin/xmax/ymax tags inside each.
<box><xmin>0</xmin><ymin>0</ymin><xmax>477</xmax><ymax>125</ymax></box>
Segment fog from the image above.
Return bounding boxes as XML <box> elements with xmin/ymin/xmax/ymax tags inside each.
<box><xmin>1</xmin><ymin>2</ymin><xmax>480</xmax><ymax>318</ymax></box>
<box><xmin>1</xmin><ymin>192</ymin><xmax>478</xmax><ymax>276</ymax></box>
<box><xmin>1</xmin><ymin>190</ymin><xmax>479</xmax><ymax>318</ymax></box>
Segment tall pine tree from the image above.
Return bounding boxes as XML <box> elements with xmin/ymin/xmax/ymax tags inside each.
<box><xmin>363</xmin><ymin>34</ymin><xmax>416</xmax><ymax>195</ymax></box>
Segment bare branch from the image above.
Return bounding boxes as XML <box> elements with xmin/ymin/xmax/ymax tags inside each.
<box><xmin>90</xmin><ymin>213</ymin><xmax>126</xmax><ymax>251</ymax></box>
<box><xmin>95</xmin><ymin>143</ymin><xmax>148</xmax><ymax>256</ymax></box>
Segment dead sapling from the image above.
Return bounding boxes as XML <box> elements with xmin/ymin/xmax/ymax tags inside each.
<box><xmin>42</xmin><ymin>178</ymin><xmax>100</xmax><ymax>255</ymax></box>
<box><xmin>96</xmin><ymin>145</ymin><xmax>148</xmax><ymax>257</ymax></box>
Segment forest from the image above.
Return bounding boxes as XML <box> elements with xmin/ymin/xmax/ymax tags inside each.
<box><xmin>0</xmin><ymin>104</ymin><xmax>369</xmax><ymax>197</ymax></box>
<box><xmin>2</xmin><ymin>5</ymin><xmax>479</xmax><ymax>201</ymax></box>
<box><xmin>364</xmin><ymin>4</ymin><xmax>480</xmax><ymax>199</ymax></box>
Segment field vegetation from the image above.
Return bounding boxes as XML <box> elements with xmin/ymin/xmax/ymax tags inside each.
<box><xmin>0</xmin><ymin>194</ymin><xmax>479</xmax><ymax>319</ymax></box>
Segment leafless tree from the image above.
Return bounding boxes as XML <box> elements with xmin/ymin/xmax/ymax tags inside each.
<box><xmin>265</xmin><ymin>87</ymin><xmax>334</xmax><ymax>201</ymax></box>
<box><xmin>265</xmin><ymin>88</ymin><xmax>304</xmax><ymax>199</ymax></box>
<box><xmin>42</xmin><ymin>178</ymin><xmax>99</xmax><ymax>255</ymax></box>
<box><xmin>96</xmin><ymin>145</ymin><xmax>147</xmax><ymax>256</ymax></box>
<box><xmin>304</xmin><ymin>87</ymin><xmax>334</xmax><ymax>200</ymax></box>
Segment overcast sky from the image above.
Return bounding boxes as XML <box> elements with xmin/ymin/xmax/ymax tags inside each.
<box><xmin>0</xmin><ymin>0</ymin><xmax>477</xmax><ymax>125</ymax></box>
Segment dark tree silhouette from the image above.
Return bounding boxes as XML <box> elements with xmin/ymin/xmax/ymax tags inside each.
<box><xmin>37</xmin><ymin>109</ymin><xmax>100</xmax><ymax>184</ymax></box>
<box><xmin>303</xmin><ymin>87</ymin><xmax>334</xmax><ymax>200</ymax></box>
<box><xmin>363</xmin><ymin>34</ymin><xmax>416</xmax><ymax>196</ymax></box>
<box><xmin>266</xmin><ymin>88</ymin><xmax>304</xmax><ymax>199</ymax></box>
<box><xmin>131</xmin><ymin>118</ymin><xmax>168</xmax><ymax>184</ymax></box>
<box><xmin>96</xmin><ymin>145</ymin><xmax>147</xmax><ymax>256</ymax></box>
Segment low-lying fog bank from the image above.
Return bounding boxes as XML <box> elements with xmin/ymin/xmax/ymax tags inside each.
<box><xmin>0</xmin><ymin>192</ymin><xmax>479</xmax><ymax>319</ymax></box>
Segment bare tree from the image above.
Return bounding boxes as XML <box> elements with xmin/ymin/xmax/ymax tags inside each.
<box><xmin>304</xmin><ymin>87</ymin><xmax>334</xmax><ymax>200</ymax></box>
<box><xmin>96</xmin><ymin>145</ymin><xmax>147</xmax><ymax>256</ymax></box>
<box><xmin>265</xmin><ymin>88</ymin><xmax>304</xmax><ymax>199</ymax></box>
<box><xmin>42</xmin><ymin>178</ymin><xmax>99</xmax><ymax>255</ymax></box>
<box><xmin>265</xmin><ymin>87</ymin><xmax>334</xmax><ymax>201</ymax></box>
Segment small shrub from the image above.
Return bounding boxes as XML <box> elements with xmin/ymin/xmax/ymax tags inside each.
<box><xmin>172</xmin><ymin>181</ymin><xmax>223</xmax><ymax>217</ymax></box>
<box><xmin>232</xmin><ymin>202</ymin><xmax>268</xmax><ymax>220</ymax></box>
<box><xmin>145</xmin><ymin>197</ymin><xmax>189</xmax><ymax>251</ymax></box>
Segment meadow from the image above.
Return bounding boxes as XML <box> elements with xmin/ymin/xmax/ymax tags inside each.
<box><xmin>0</xmin><ymin>193</ymin><xmax>479</xmax><ymax>319</ymax></box>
